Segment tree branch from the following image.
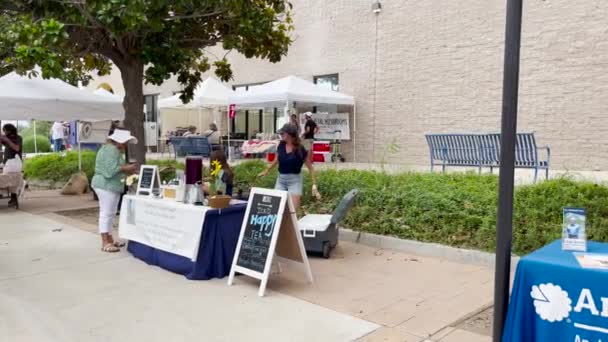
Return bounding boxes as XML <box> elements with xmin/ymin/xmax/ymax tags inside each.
<box><xmin>165</xmin><ymin>10</ymin><xmax>225</xmax><ymax>21</ymax></box>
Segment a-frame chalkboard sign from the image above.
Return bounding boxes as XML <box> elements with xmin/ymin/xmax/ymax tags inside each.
<box><xmin>136</xmin><ymin>165</ymin><xmax>160</xmax><ymax>197</ymax></box>
<box><xmin>228</xmin><ymin>187</ymin><xmax>313</xmax><ymax>297</ymax></box>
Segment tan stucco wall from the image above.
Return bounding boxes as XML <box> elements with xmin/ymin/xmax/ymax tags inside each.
<box><xmin>91</xmin><ymin>0</ymin><xmax>608</xmax><ymax>170</ymax></box>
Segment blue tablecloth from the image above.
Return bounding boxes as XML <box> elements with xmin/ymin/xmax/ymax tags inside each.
<box><xmin>503</xmin><ymin>240</ymin><xmax>608</xmax><ymax>342</ymax></box>
<box><xmin>127</xmin><ymin>204</ymin><xmax>246</xmax><ymax>280</ymax></box>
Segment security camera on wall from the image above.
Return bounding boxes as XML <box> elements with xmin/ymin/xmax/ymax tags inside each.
<box><xmin>372</xmin><ymin>1</ymin><xmax>382</xmax><ymax>14</ymax></box>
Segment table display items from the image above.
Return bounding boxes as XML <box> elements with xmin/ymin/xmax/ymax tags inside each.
<box><xmin>207</xmin><ymin>159</ymin><xmax>231</xmax><ymax>209</ymax></box>
<box><xmin>185</xmin><ymin>156</ymin><xmax>204</xmax><ymax>205</ymax></box>
<box><xmin>502</xmin><ymin>240</ymin><xmax>608</xmax><ymax>342</ymax></box>
<box><xmin>136</xmin><ymin>165</ymin><xmax>161</xmax><ymax>197</ymax></box>
<box><xmin>562</xmin><ymin>207</ymin><xmax>587</xmax><ymax>252</ymax></box>
<box><xmin>574</xmin><ymin>252</ymin><xmax>608</xmax><ymax>270</ymax></box>
<box><xmin>125</xmin><ymin>174</ymin><xmax>139</xmax><ymax>194</ymax></box>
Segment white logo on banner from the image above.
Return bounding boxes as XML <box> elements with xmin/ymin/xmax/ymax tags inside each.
<box><xmin>531</xmin><ymin>283</ymin><xmax>572</xmax><ymax>322</ymax></box>
<box><xmin>530</xmin><ymin>283</ymin><xmax>608</xmax><ymax>339</ymax></box>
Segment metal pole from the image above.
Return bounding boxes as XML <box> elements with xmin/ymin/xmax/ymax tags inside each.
<box><xmin>77</xmin><ymin>121</ymin><xmax>82</xmax><ymax>171</ymax></box>
<box><xmin>493</xmin><ymin>0</ymin><xmax>523</xmax><ymax>341</ymax></box>
<box><xmin>33</xmin><ymin>120</ymin><xmax>38</xmax><ymax>154</ymax></box>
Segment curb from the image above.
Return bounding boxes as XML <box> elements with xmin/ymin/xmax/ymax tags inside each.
<box><xmin>339</xmin><ymin>228</ymin><xmax>520</xmax><ymax>270</ymax></box>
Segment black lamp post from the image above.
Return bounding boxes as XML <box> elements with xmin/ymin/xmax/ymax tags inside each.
<box><xmin>493</xmin><ymin>0</ymin><xmax>523</xmax><ymax>341</ymax></box>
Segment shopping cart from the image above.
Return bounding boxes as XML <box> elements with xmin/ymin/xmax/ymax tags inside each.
<box><xmin>330</xmin><ymin>130</ymin><xmax>345</xmax><ymax>163</ymax></box>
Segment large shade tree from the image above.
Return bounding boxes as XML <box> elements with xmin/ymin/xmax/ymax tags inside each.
<box><xmin>0</xmin><ymin>0</ymin><xmax>293</xmax><ymax>161</ymax></box>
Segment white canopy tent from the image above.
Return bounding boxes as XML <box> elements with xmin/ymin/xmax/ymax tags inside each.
<box><xmin>158</xmin><ymin>77</ymin><xmax>233</xmax><ymax>109</ymax></box>
<box><xmin>0</xmin><ymin>72</ymin><xmax>124</xmax><ymax>169</ymax></box>
<box><xmin>158</xmin><ymin>77</ymin><xmax>234</xmax><ymax>154</ymax></box>
<box><xmin>0</xmin><ymin>72</ymin><xmax>123</xmax><ymax>121</ymax></box>
<box><xmin>228</xmin><ymin>75</ymin><xmax>354</xmax><ymax>106</ymax></box>
<box><xmin>228</xmin><ymin>75</ymin><xmax>357</xmax><ymax>160</ymax></box>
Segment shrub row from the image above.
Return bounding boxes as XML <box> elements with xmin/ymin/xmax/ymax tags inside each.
<box><xmin>24</xmin><ymin>155</ymin><xmax>608</xmax><ymax>255</ymax></box>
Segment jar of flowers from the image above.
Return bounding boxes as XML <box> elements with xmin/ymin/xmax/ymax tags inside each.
<box><xmin>207</xmin><ymin>160</ymin><xmax>231</xmax><ymax>209</ymax></box>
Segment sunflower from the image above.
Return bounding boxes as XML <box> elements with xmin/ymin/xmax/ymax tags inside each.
<box><xmin>210</xmin><ymin>160</ymin><xmax>222</xmax><ymax>177</ymax></box>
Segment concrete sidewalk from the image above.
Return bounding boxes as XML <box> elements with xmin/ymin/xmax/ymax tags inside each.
<box><xmin>1</xmin><ymin>194</ymin><xmax>495</xmax><ymax>342</ymax></box>
<box><xmin>0</xmin><ymin>211</ymin><xmax>378</xmax><ymax>342</ymax></box>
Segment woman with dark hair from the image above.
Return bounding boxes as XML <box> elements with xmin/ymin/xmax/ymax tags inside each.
<box><xmin>258</xmin><ymin>123</ymin><xmax>317</xmax><ymax>210</ymax></box>
<box><xmin>1</xmin><ymin>124</ymin><xmax>23</xmax><ymax>207</ymax></box>
<box><xmin>202</xmin><ymin>149</ymin><xmax>234</xmax><ymax>196</ymax></box>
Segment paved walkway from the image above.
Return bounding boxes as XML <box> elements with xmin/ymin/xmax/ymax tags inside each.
<box><xmin>1</xmin><ymin>192</ymin><xmax>495</xmax><ymax>341</ymax></box>
<box><xmin>0</xmin><ymin>211</ymin><xmax>378</xmax><ymax>342</ymax></box>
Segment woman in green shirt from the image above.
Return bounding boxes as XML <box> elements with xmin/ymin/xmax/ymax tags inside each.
<box><xmin>92</xmin><ymin>129</ymin><xmax>138</xmax><ymax>253</ymax></box>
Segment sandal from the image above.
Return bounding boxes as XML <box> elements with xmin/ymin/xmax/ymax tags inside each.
<box><xmin>113</xmin><ymin>241</ymin><xmax>126</xmax><ymax>248</ymax></box>
<box><xmin>101</xmin><ymin>244</ymin><xmax>120</xmax><ymax>253</ymax></box>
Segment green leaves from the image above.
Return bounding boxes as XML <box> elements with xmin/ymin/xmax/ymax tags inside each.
<box><xmin>1</xmin><ymin>0</ymin><xmax>293</xmax><ymax>97</ymax></box>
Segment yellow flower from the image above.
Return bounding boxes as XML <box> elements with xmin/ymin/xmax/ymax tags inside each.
<box><xmin>210</xmin><ymin>160</ymin><xmax>222</xmax><ymax>177</ymax></box>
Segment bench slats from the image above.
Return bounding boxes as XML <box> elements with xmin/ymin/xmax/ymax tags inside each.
<box><xmin>425</xmin><ymin>133</ymin><xmax>550</xmax><ymax>181</ymax></box>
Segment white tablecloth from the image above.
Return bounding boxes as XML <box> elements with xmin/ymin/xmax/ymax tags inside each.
<box><xmin>119</xmin><ymin>195</ymin><xmax>209</xmax><ymax>261</ymax></box>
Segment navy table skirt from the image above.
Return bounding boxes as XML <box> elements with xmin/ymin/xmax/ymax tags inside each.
<box><xmin>127</xmin><ymin>204</ymin><xmax>247</xmax><ymax>280</ymax></box>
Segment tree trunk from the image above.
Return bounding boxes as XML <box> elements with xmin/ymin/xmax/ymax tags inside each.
<box><xmin>119</xmin><ymin>60</ymin><xmax>146</xmax><ymax>164</ymax></box>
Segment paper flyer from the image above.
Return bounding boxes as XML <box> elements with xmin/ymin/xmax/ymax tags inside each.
<box><xmin>574</xmin><ymin>253</ymin><xmax>608</xmax><ymax>270</ymax></box>
<box><xmin>562</xmin><ymin>207</ymin><xmax>587</xmax><ymax>252</ymax></box>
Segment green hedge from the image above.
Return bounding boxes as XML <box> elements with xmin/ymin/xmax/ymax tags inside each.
<box><xmin>24</xmin><ymin>156</ymin><xmax>608</xmax><ymax>255</ymax></box>
<box><xmin>234</xmin><ymin>161</ymin><xmax>608</xmax><ymax>255</ymax></box>
<box><xmin>24</xmin><ymin>151</ymin><xmax>96</xmax><ymax>182</ymax></box>
<box><xmin>22</xmin><ymin>135</ymin><xmax>52</xmax><ymax>153</ymax></box>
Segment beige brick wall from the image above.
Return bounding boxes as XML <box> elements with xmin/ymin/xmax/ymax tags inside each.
<box><xmin>219</xmin><ymin>0</ymin><xmax>608</xmax><ymax>171</ymax></box>
<box><xmin>93</xmin><ymin>0</ymin><xmax>608</xmax><ymax>170</ymax></box>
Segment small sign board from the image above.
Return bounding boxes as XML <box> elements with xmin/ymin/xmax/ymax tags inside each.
<box><xmin>228</xmin><ymin>188</ymin><xmax>313</xmax><ymax>297</ymax></box>
<box><xmin>562</xmin><ymin>207</ymin><xmax>587</xmax><ymax>252</ymax></box>
<box><xmin>136</xmin><ymin>165</ymin><xmax>161</xmax><ymax>197</ymax></box>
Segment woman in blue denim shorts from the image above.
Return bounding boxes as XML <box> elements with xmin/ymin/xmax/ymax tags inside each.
<box><xmin>259</xmin><ymin>123</ymin><xmax>317</xmax><ymax>210</ymax></box>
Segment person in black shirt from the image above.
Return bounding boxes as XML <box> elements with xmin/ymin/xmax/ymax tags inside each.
<box><xmin>302</xmin><ymin>113</ymin><xmax>319</xmax><ymax>140</ymax></box>
<box><xmin>302</xmin><ymin>113</ymin><xmax>319</xmax><ymax>162</ymax></box>
<box><xmin>259</xmin><ymin>123</ymin><xmax>318</xmax><ymax>210</ymax></box>
<box><xmin>1</xmin><ymin>123</ymin><xmax>23</xmax><ymax>206</ymax></box>
<box><xmin>1</xmin><ymin>124</ymin><xmax>22</xmax><ymax>163</ymax></box>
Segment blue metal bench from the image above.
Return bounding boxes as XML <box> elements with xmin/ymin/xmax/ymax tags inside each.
<box><xmin>425</xmin><ymin>133</ymin><xmax>550</xmax><ymax>182</ymax></box>
<box><xmin>168</xmin><ymin>136</ymin><xmax>212</xmax><ymax>158</ymax></box>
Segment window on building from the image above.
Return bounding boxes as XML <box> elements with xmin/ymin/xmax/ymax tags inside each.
<box><xmin>314</xmin><ymin>74</ymin><xmax>339</xmax><ymax>92</ymax></box>
<box><xmin>231</xmin><ymin>81</ymin><xmax>277</xmax><ymax>136</ymax></box>
<box><xmin>313</xmin><ymin>74</ymin><xmax>339</xmax><ymax>113</ymax></box>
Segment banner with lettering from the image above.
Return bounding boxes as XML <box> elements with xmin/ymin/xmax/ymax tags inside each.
<box><xmin>118</xmin><ymin>195</ymin><xmax>208</xmax><ymax>261</ymax></box>
<box><xmin>300</xmin><ymin>113</ymin><xmax>350</xmax><ymax>140</ymax></box>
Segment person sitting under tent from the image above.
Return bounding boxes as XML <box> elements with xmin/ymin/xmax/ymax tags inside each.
<box><xmin>183</xmin><ymin>126</ymin><xmax>198</xmax><ymax>137</ymax></box>
<box><xmin>203</xmin><ymin>123</ymin><xmax>221</xmax><ymax>148</ymax></box>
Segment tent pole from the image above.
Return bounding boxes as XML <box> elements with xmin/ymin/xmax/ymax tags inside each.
<box><xmin>33</xmin><ymin>120</ymin><xmax>38</xmax><ymax>154</ymax></box>
<box><xmin>353</xmin><ymin>103</ymin><xmax>357</xmax><ymax>163</ymax></box>
<box><xmin>198</xmin><ymin>107</ymin><xmax>202</xmax><ymax>135</ymax></box>
<box><xmin>227</xmin><ymin>107</ymin><xmax>231</xmax><ymax>162</ymax></box>
<box><xmin>77</xmin><ymin>121</ymin><xmax>82</xmax><ymax>172</ymax></box>
<box><xmin>493</xmin><ymin>0</ymin><xmax>523</xmax><ymax>340</ymax></box>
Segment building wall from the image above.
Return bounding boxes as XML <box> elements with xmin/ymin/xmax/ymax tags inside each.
<box><xmin>91</xmin><ymin>0</ymin><xmax>608</xmax><ymax>170</ymax></box>
<box><xmin>218</xmin><ymin>0</ymin><xmax>608</xmax><ymax>171</ymax></box>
